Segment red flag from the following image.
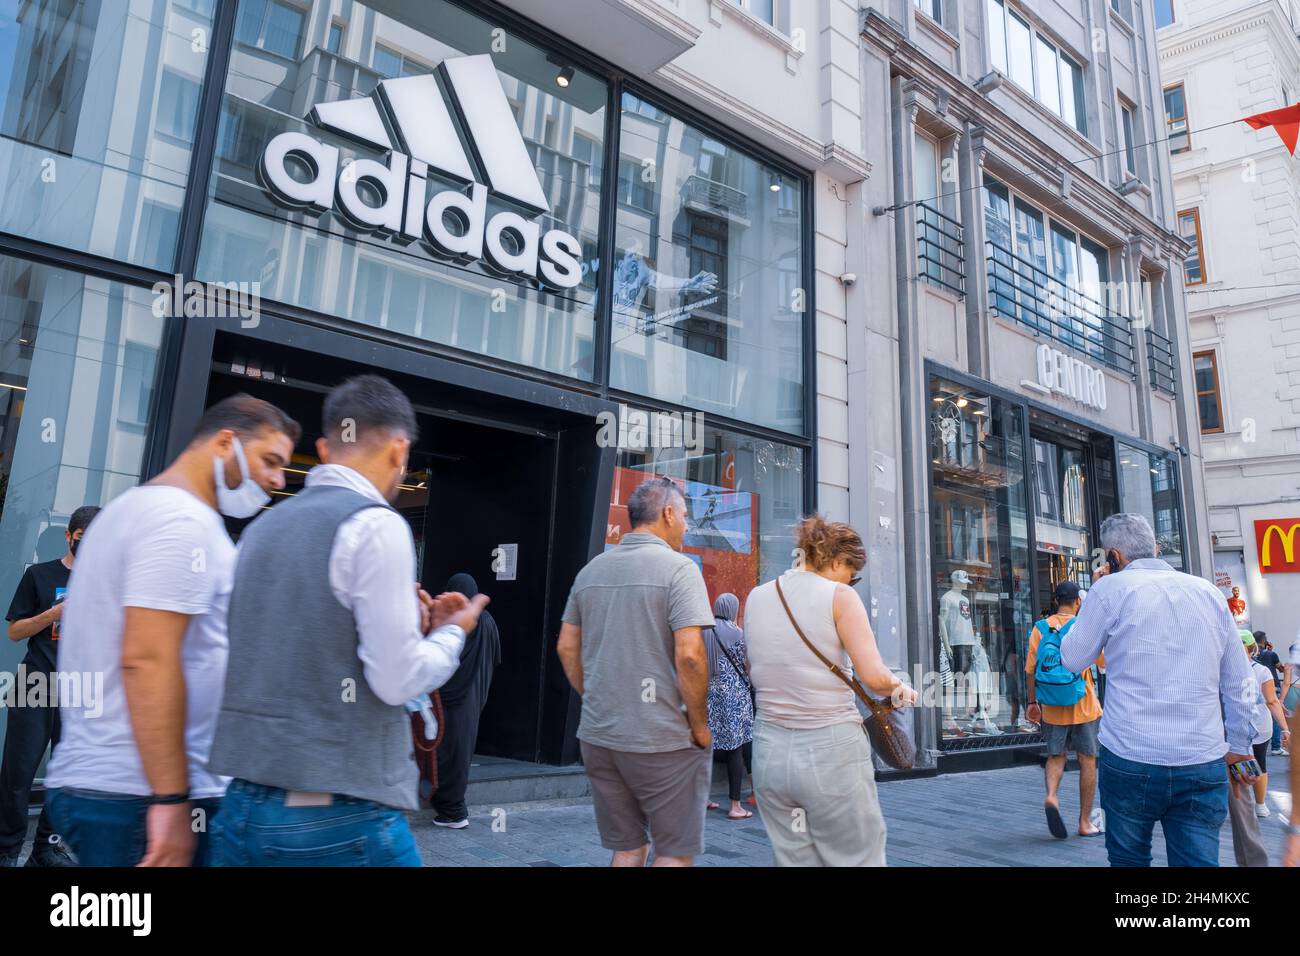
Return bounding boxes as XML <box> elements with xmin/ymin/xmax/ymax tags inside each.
<box><xmin>1243</xmin><ymin>103</ymin><xmax>1300</xmax><ymax>155</ymax></box>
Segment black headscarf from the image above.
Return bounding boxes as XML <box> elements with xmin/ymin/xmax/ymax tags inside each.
<box><xmin>437</xmin><ymin>572</ymin><xmax>501</xmax><ymax>703</ymax></box>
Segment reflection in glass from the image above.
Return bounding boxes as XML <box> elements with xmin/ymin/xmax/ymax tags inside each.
<box><xmin>1118</xmin><ymin>444</ymin><xmax>1184</xmax><ymax>571</ymax></box>
<box><xmin>0</xmin><ymin>255</ymin><xmax>163</xmax><ymax>740</ymax></box>
<box><xmin>928</xmin><ymin>378</ymin><xmax>1034</xmax><ymax>743</ymax></box>
<box><xmin>0</xmin><ymin>0</ymin><xmax>212</xmax><ymax>268</ymax></box>
<box><xmin>612</xmin><ymin>92</ymin><xmax>805</xmax><ymax>433</ymax></box>
<box><xmin>199</xmin><ymin>0</ymin><xmax>606</xmax><ymax>380</ymax></box>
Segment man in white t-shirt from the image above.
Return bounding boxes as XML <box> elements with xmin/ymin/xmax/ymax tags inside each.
<box><xmin>44</xmin><ymin>395</ymin><xmax>298</xmax><ymax>866</ymax></box>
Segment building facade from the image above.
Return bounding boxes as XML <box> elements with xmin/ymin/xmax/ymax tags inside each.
<box><xmin>1157</xmin><ymin>0</ymin><xmax>1300</xmax><ymax>641</ymax></box>
<box><xmin>859</xmin><ymin>0</ymin><xmax>1209</xmax><ymax>767</ymax></box>
<box><xmin>0</xmin><ymin>0</ymin><xmax>873</xmax><ymax>767</ymax></box>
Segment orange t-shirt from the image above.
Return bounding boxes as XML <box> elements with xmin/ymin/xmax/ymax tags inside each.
<box><xmin>1024</xmin><ymin>613</ymin><xmax>1103</xmax><ymax>726</ymax></box>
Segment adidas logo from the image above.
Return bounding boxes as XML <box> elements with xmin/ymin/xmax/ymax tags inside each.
<box><xmin>257</xmin><ymin>53</ymin><xmax>582</xmax><ymax>289</ymax></box>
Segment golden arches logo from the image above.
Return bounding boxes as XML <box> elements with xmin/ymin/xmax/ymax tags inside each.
<box><xmin>1255</xmin><ymin>519</ymin><xmax>1300</xmax><ymax>573</ymax></box>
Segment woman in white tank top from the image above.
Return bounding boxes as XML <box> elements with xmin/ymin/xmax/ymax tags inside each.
<box><xmin>745</xmin><ymin>515</ymin><xmax>917</xmax><ymax>866</ymax></box>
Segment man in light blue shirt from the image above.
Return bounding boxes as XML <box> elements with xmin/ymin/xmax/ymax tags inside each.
<box><xmin>1063</xmin><ymin>513</ymin><xmax>1258</xmax><ymax>867</ymax></box>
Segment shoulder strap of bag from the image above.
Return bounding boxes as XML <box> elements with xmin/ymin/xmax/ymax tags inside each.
<box><xmin>712</xmin><ymin>628</ymin><xmax>750</xmax><ymax>686</ymax></box>
<box><xmin>774</xmin><ymin>576</ymin><xmax>888</xmax><ymax>720</ymax></box>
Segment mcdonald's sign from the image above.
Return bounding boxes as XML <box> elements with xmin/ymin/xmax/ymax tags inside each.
<box><xmin>1255</xmin><ymin>518</ymin><xmax>1300</xmax><ymax>574</ymax></box>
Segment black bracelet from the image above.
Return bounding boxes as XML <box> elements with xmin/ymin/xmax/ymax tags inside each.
<box><xmin>150</xmin><ymin>792</ymin><xmax>190</xmax><ymax>805</ymax></box>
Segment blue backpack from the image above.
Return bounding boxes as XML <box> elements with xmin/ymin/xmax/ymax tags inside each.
<box><xmin>1033</xmin><ymin>618</ymin><xmax>1086</xmax><ymax>707</ymax></box>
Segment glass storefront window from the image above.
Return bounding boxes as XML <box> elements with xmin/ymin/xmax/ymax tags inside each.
<box><xmin>611</xmin><ymin>92</ymin><xmax>806</xmax><ymax>434</ymax></box>
<box><xmin>197</xmin><ymin>0</ymin><xmax>607</xmax><ymax>380</ymax></box>
<box><xmin>1118</xmin><ymin>444</ymin><xmax>1184</xmax><ymax>570</ymax></box>
<box><xmin>0</xmin><ymin>255</ymin><xmax>163</xmax><ymax>739</ymax></box>
<box><xmin>605</xmin><ymin>415</ymin><xmax>803</xmax><ymax>610</ymax></box>
<box><xmin>927</xmin><ymin>377</ymin><xmax>1034</xmax><ymax>743</ymax></box>
<box><xmin>0</xmin><ymin>0</ymin><xmax>212</xmax><ymax>269</ymax></box>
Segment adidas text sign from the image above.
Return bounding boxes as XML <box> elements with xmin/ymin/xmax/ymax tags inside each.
<box><xmin>257</xmin><ymin>54</ymin><xmax>582</xmax><ymax>290</ymax></box>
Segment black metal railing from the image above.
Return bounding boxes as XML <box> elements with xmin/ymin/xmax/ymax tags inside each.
<box><xmin>986</xmin><ymin>241</ymin><xmax>1135</xmax><ymax>375</ymax></box>
<box><xmin>917</xmin><ymin>203</ymin><xmax>965</xmax><ymax>297</ymax></box>
<box><xmin>1146</xmin><ymin>327</ymin><xmax>1177</xmax><ymax>394</ymax></box>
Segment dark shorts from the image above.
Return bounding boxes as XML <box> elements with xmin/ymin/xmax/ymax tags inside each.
<box><xmin>1252</xmin><ymin>742</ymin><xmax>1268</xmax><ymax>774</ymax></box>
<box><xmin>951</xmin><ymin>645</ymin><xmax>974</xmax><ymax>674</ymax></box>
<box><xmin>580</xmin><ymin>741</ymin><xmax>711</xmax><ymax>859</ymax></box>
<box><xmin>1043</xmin><ymin>717</ymin><xmax>1099</xmax><ymax>757</ymax></box>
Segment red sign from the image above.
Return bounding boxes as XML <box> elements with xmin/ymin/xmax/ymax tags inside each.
<box><xmin>1254</xmin><ymin>518</ymin><xmax>1300</xmax><ymax>574</ymax></box>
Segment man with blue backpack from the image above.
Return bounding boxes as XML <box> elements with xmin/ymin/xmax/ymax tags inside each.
<box><xmin>1025</xmin><ymin>581</ymin><xmax>1104</xmax><ymax>840</ymax></box>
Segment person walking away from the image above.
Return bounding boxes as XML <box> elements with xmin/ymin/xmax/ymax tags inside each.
<box><xmin>1254</xmin><ymin>634</ymin><xmax>1287</xmax><ymax>756</ymax></box>
<box><xmin>1061</xmin><ymin>513</ymin><xmax>1258</xmax><ymax>868</ymax></box>
<box><xmin>745</xmin><ymin>515</ymin><xmax>917</xmax><ymax>866</ymax></box>
<box><xmin>556</xmin><ymin>477</ymin><xmax>714</xmax><ymax>867</ymax></box>
<box><xmin>208</xmin><ymin>376</ymin><xmax>486</xmax><ymax>867</ymax></box>
<box><xmin>1025</xmin><ymin>580</ymin><xmax>1103</xmax><ymax>840</ymax></box>
<box><xmin>703</xmin><ymin>592</ymin><xmax>754</xmax><ymax>820</ymax></box>
<box><xmin>43</xmin><ymin>397</ymin><xmax>299</xmax><ymax>866</ymax></box>
<box><xmin>1240</xmin><ymin>631</ymin><xmax>1289</xmax><ymax>818</ymax></box>
<box><xmin>0</xmin><ymin>506</ymin><xmax>99</xmax><ymax>866</ymax></box>
<box><xmin>431</xmin><ymin>572</ymin><xmax>501</xmax><ymax>829</ymax></box>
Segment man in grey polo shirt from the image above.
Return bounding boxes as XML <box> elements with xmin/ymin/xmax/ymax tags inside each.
<box><xmin>557</xmin><ymin>477</ymin><xmax>714</xmax><ymax>866</ymax></box>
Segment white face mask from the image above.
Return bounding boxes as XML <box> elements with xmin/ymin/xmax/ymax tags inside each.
<box><xmin>213</xmin><ymin>436</ymin><xmax>270</xmax><ymax>519</ymax></box>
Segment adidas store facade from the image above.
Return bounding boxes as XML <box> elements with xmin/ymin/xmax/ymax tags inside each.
<box><xmin>0</xmin><ymin>0</ymin><xmax>823</xmax><ymax>767</ymax></box>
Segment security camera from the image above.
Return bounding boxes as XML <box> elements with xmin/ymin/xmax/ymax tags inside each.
<box><xmin>839</xmin><ymin>273</ymin><xmax>857</xmax><ymax>286</ymax></box>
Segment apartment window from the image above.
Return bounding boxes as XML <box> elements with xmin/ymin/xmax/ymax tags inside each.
<box><xmin>1155</xmin><ymin>0</ymin><xmax>1175</xmax><ymax>28</ymax></box>
<box><xmin>1193</xmin><ymin>351</ymin><xmax>1224</xmax><ymax>433</ymax></box>
<box><xmin>1109</xmin><ymin>0</ymin><xmax>1130</xmax><ymax>19</ymax></box>
<box><xmin>157</xmin><ymin>70</ymin><xmax>201</xmax><ymax>143</ymax></box>
<box><xmin>1164</xmin><ymin>84</ymin><xmax>1190</xmax><ymax>153</ymax></box>
<box><xmin>987</xmin><ymin>0</ymin><xmax>1087</xmax><ymax>134</ymax></box>
<box><xmin>1178</xmin><ymin>209</ymin><xmax>1206</xmax><ymax>284</ymax></box>
<box><xmin>1120</xmin><ymin>101</ymin><xmax>1137</xmax><ymax>177</ymax></box>
<box><xmin>372</xmin><ymin>43</ymin><xmax>427</xmax><ymax>78</ymax></box>
<box><xmin>731</xmin><ymin>0</ymin><xmax>777</xmax><ymax>26</ymax></box>
<box><xmin>914</xmin><ymin>0</ymin><xmax>943</xmax><ymax>23</ymax></box>
<box><xmin>235</xmin><ymin>0</ymin><xmax>306</xmax><ymax>60</ymax></box>
<box><xmin>326</xmin><ymin>21</ymin><xmax>343</xmax><ymax>54</ymax></box>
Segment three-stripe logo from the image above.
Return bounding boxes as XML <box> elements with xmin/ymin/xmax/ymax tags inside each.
<box><xmin>257</xmin><ymin>53</ymin><xmax>582</xmax><ymax>289</ymax></box>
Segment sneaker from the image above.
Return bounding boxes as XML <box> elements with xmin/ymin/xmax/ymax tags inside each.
<box><xmin>432</xmin><ymin>815</ymin><xmax>469</xmax><ymax>829</ymax></box>
<box><xmin>1271</xmin><ymin>747</ymin><xmax>1289</xmax><ymax>757</ymax></box>
<box><xmin>1089</xmin><ymin>807</ymin><xmax>1106</xmax><ymax>833</ymax></box>
<box><xmin>24</xmin><ymin>834</ymin><xmax>75</xmax><ymax>867</ymax></box>
<box><xmin>1255</xmin><ymin>804</ymin><xmax>1270</xmax><ymax>819</ymax></box>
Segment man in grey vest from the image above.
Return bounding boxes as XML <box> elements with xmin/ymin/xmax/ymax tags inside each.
<box><xmin>208</xmin><ymin>375</ymin><xmax>487</xmax><ymax>866</ymax></box>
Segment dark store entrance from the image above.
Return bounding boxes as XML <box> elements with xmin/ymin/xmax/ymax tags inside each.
<box><xmin>184</xmin><ymin>326</ymin><xmax>614</xmax><ymax>765</ymax></box>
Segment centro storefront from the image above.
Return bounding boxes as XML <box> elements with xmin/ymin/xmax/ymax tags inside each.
<box><xmin>0</xmin><ymin>0</ymin><xmax>812</xmax><ymax>767</ymax></box>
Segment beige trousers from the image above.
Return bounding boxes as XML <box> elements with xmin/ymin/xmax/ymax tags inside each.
<box><xmin>752</xmin><ymin>718</ymin><xmax>888</xmax><ymax>866</ymax></box>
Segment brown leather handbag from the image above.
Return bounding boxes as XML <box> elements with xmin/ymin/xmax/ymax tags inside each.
<box><xmin>774</xmin><ymin>577</ymin><xmax>916</xmax><ymax>771</ymax></box>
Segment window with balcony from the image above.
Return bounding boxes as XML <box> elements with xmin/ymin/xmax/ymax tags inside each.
<box><xmin>984</xmin><ymin>176</ymin><xmax>1132</xmax><ymax>372</ymax></box>
<box><xmin>1164</xmin><ymin>84</ymin><xmax>1190</xmax><ymax>153</ymax></box>
<box><xmin>1178</xmin><ymin>208</ymin><xmax>1206</xmax><ymax>284</ymax></box>
<box><xmin>1193</xmin><ymin>350</ymin><xmax>1224</xmax><ymax>433</ymax></box>
<box><xmin>235</xmin><ymin>0</ymin><xmax>306</xmax><ymax>60</ymax></box>
<box><xmin>987</xmin><ymin>0</ymin><xmax>1087</xmax><ymax>134</ymax></box>
<box><xmin>914</xmin><ymin>130</ymin><xmax>964</xmax><ymax>296</ymax></box>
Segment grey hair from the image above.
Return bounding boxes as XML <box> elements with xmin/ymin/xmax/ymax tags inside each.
<box><xmin>1100</xmin><ymin>513</ymin><xmax>1158</xmax><ymax>561</ymax></box>
<box><xmin>627</xmin><ymin>477</ymin><xmax>684</xmax><ymax>528</ymax></box>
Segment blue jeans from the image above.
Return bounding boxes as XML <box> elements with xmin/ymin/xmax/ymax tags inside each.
<box><xmin>209</xmin><ymin>779</ymin><xmax>421</xmax><ymax>867</ymax></box>
<box><xmin>46</xmin><ymin>788</ymin><xmax>222</xmax><ymax>867</ymax></box>
<box><xmin>1271</xmin><ymin>716</ymin><xmax>1284</xmax><ymax>751</ymax></box>
<box><xmin>1098</xmin><ymin>747</ymin><xmax>1228</xmax><ymax>867</ymax></box>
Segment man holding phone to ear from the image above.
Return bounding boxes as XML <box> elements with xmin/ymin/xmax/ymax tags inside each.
<box><xmin>1061</xmin><ymin>513</ymin><xmax>1258</xmax><ymax>867</ymax></box>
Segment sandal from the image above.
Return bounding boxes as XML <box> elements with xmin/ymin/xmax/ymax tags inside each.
<box><xmin>727</xmin><ymin>809</ymin><xmax>753</xmax><ymax>820</ymax></box>
<box><xmin>707</xmin><ymin>801</ymin><xmax>720</xmax><ymax>810</ymax></box>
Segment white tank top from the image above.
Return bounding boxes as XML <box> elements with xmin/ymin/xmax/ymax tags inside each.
<box><xmin>745</xmin><ymin>570</ymin><xmax>862</xmax><ymax>729</ymax></box>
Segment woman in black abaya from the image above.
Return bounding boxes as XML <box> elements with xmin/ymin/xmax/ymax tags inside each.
<box><xmin>432</xmin><ymin>572</ymin><xmax>501</xmax><ymax>828</ymax></box>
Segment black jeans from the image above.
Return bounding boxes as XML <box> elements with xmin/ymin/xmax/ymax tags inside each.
<box><xmin>0</xmin><ymin>699</ymin><xmax>59</xmax><ymax>854</ymax></box>
<box><xmin>718</xmin><ymin>745</ymin><xmax>752</xmax><ymax>802</ymax></box>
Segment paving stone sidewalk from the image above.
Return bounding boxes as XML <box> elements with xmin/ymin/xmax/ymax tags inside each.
<box><xmin>411</xmin><ymin>755</ymin><xmax>1294</xmax><ymax>867</ymax></box>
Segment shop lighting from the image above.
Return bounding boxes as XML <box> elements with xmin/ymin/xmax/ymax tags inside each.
<box><xmin>956</xmin><ymin>397</ymin><xmax>968</xmax><ymax>408</ymax></box>
<box><xmin>0</xmin><ymin>383</ymin><xmax>28</xmax><ymax>392</ymax></box>
<box><xmin>555</xmin><ymin>64</ymin><xmax>574</xmax><ymax>88</ymax></box>
<box><xmin>770</xmin><ymin>174</ymin><xmax>783</xmax><ymax>193</ymax></box>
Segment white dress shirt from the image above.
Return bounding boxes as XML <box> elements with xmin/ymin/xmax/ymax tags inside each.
<box><xmin>1061</xmin><ymin>557</ymin><xmax>1256</xmax><ymax>766</ymax></box>
<box><xmin>306</xmin><ymin>463</ymin><xmax>465</xmax><ymax>706</ymax></box>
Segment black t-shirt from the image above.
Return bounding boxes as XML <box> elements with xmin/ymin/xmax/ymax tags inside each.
<box><xmin>1257</xmin><ymin>649</ymin><xmax>1282</xmax><ymax>687</ymax></box>
<box><xmin>5</xmin><ymin>558</ymin><xmax>70</xmax><ymax>673</ymax></box>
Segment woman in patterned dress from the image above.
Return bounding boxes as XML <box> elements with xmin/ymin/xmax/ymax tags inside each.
<box><xmin>704</xmin><ymin>593</ymin><xmax>755</xmax><ymax>819</ymax></box>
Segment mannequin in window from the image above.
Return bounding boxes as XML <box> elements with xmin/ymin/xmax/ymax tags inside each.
<box><xmin>939</xmin><ymin>570</ymin><xmax>977</xmax><ymax>731</ymax></box>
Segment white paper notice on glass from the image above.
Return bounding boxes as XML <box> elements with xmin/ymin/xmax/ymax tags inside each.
<box><xmin>493</xmin><ymin>543</ymin><xmax>518</xmax><ymax>581</ymax></box>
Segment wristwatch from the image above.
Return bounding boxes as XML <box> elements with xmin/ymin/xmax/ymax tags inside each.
<box><xmin>149</xmin><ymin>792</ymin><xmax>190</xmax><ymax>805</ymax></box>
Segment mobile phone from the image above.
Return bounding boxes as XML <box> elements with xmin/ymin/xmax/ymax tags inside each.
<box><xmin>1228</xmin><ymin>758</ymin><xmax>1261</xmax><ymax>783</ymax></box>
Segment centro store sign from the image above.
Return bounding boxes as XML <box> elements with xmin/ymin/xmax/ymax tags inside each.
<box><xmin>257</xmin><ymin>54</ymin><xmax>582</xmax><ymax>289</ymax></box>
<box><xmin>1034</xmin><ymin>344</ymin><xmax>1108</xmax><ymax>412</ymax></box>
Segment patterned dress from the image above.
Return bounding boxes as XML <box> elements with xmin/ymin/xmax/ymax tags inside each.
<box><xmin>708</xmin><ymin>634</ymin><xmax>755</xmax><ymax>752</ymax></box>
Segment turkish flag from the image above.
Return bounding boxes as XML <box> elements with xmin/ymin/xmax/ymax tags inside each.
<box><xmin>1243</xmin><ymin>103</ymin><xmax>1300</xmax><ymax>155</ymax></box>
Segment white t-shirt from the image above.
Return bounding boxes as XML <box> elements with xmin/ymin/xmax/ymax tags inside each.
<box><xmin>1250</xmin><ymin>660</ymin><xmax>1274</xmax><ymax>746</ymax></box>
<box><xmin>939</xmin><ymin>588</ymin><xmax>975</xmax><ymax>646</ymax></box>
<box><xmin>45</xmin><ymin>485</ymin><xmax>236</xmax><ymax>798</ymax></box>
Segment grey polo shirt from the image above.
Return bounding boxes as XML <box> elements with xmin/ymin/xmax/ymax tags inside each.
<box><xmin>562</xmin><ymin>531</ymin><xmax>715</xmax><ymax>753</ymax></box>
